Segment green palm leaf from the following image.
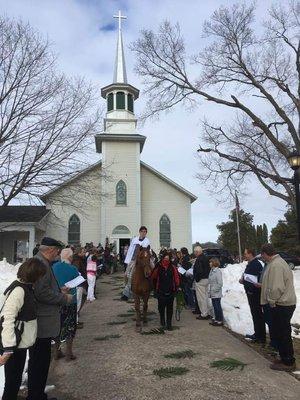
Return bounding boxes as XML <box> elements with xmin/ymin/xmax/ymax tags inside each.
<box><xmin>210</xmin><ymin>357</ymin><xmax>247</xmax><ymax>371</ymax></box>
<box><xmin>153</xmin><ymin>367</ymin><xmax>189</xmax><ymax>379</ymax></box>
<box><xmin>141</xmin><ymin>327</ymin><xmax>165</xmax><ymax>335</ymax></box>
<box><xmin>164</xmin><ymin>350</ymin><xmax>196</xmax><ymax>359</ymax></box>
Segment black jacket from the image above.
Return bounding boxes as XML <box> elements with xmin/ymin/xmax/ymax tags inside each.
<box><xmin>193</xmin><ymin>254</ymin><xmax>210</xmax><ymax>282</ymax></box>
<box><xmin>243</xmin><ymin>258</ymin><xmax>263</xmax><ymax>294</ymax></box>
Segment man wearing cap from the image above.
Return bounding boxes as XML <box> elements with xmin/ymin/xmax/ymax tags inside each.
<box><xmin>27</xmin><ymin>237</ymin><xmax>73</xmax><ymax>400</ymax></box>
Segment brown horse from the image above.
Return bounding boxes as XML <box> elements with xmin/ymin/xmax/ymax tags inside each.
<box><xmin>131</xmin><ymin>246</ymin><xmax>152</xmax><ymax>332</ymax></box>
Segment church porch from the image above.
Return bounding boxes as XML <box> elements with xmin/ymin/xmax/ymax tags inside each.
<box><xmin>0</xmin><ymin>206</ymin><xmax>49</xmax><ymax>263</ymax></box>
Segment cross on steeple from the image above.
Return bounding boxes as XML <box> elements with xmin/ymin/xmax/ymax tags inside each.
<box><xmin>113</xmin><ymin>10</ymin><xmax>127</xmax><ymax>31</ymax></box>
<box><xmin>112</xmin><ymin>10</ymin><xmax>127</xmax><ymax>84</ymax></box>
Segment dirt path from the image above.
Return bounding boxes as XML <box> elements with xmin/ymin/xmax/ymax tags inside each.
<box><xmin>49</xmin><ymin>274</ymin><xmax>300</xmax><ymax>400</ymax></box>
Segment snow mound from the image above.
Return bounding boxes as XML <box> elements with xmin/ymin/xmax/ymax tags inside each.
<box><xmin>0</xmin><ymin>258</ymin><xmax>20</xmax><ymax>294</ymax></box>
<box><xmin>222</xmin><ymin>263</ymin><xmax>300</xmax><ymax>337</ymax></box>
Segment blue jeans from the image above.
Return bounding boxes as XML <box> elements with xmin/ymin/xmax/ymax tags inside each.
<box><xmin>183</xmin><ymin>281</ymin><xmax>195</xmax><ymax>308</ymax></box>
<box><xmin>212</xmin><ymin>298</ymin><xmax>223</xmax><ymax>322</ymax></box>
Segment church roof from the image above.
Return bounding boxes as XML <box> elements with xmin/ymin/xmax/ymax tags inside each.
<box><xmin>141</xmin><ymin>162</ymin><xmax>197</xmax><ymax>203</ymax></box>
<box><xmin>40</xmin><ymin>160</ymin><xmax>197</xmax><ymax>203</ymax></box>
<box><xmin>0</xmin><ymin>206</ymin><xmax>49</xmax><ymax>223</ymax></box>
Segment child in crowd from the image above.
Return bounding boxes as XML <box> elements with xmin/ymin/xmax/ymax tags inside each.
<box><xmin>0</xmin><ymin>258</ymin><xmax>46</xmax><ymax>400</ymax></box>
<box><xmin>86</xmin><ymin>254</ymin><xmax>97</xmax><ymax>302</ymax></box>
<box><xmin>208</xmin><ymin>258</ymin><xmax>224</xmax><ymax>326</ymax></box>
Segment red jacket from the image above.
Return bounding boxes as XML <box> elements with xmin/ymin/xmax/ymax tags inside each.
<box><xmin>151</xmin><ymin>262</ymin><xmax>180</xmax><ymax>293</ymax></box>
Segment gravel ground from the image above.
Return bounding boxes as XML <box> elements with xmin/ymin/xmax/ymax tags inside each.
<box><xmin>48</xmin><ymin>274</ymin><xmax>300</xmax><ymax>400</ymax></box>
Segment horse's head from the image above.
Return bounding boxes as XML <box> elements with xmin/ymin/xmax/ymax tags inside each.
<box><xmin>136</xmin><ymin>245</ymin><xmax>152</xmax><ymax>278</ymax></box>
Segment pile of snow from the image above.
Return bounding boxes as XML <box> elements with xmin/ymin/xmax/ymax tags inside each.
<box><xmin>222</xmin><ymin>262</ymin><xmax>300</xmax><ymax>337</ymax></box>
<box><xmin>0</xmin><ymin>259</ymin><xmax>19</xmax><ymax>395</ymax></box>
<box><xmin>0</xmin><ymin>258</ymin><xmax>19</xmax><ymax>294</ymax></box>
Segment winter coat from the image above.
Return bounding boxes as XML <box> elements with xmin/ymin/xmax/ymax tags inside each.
<box><xmin>151</xmin><ymin>263</ymin><xmax>180</xmax><ymax>295</ymax></box>
<box><xmin>193</xmin><ymin>254</ymin><xmax>210</xmax><ymax>282</ymax></box>
<box><xmin>261</xmin><ymin>254</ymin><xmax>297</xmax><ymax>307</ymax></box>
<box><xmin>243</xmin><ymin>258</ymin><xmax>263</xmax><ymax>294</ymax></box>
<box><xmin>52</xmin><ymin>262</ymin><xmax>80</xmax><ymax>304</ymax></box>
<box><xmin>208</xmin><ymin>268</ymin><xmax>223</xmax><ymax>298</ymax></box>
<box><xmin>34</xmin><ymin>252</ymin><xmax>68</xmax><ymax>339</ymax></box>
<box><xmin>0</xmin><ymin>280</ymin><xmax>37</xmax><ymax>352</ymax></box>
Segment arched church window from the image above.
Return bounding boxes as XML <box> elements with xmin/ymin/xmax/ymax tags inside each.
<box><xmin>159</xmin><ymin>214</ymin><xmax>171</xmax><ymax>248</ymax></box>
<box><xmin>68</xmin><ymin>214</ymin><xmax>80</xmax><ymax>245</ymax></box>
<box><xmin>127</xmin><ymin>94</ymin><xmax>134</xmax><ymax>112</ymax></box>
<box><xmin>116</xmin><ymin>91</ymin><xmax>125</xmax><ymax>109</ymax></box>
<box><xmin>112</xmin><ymin>225</ymin><xmax>130</xmax><ymax>235</ymax></box>
<box><xmin>116</xmin><ymin>180</ymin><xmax>127</xmax><ymax>205</ymax></box>
<box><xmin>107</xmin><ymin>93</ymin><xmax>114</xmax><ymax>111</ymax></box>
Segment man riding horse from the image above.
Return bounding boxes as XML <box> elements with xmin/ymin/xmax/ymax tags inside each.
<box><xmin>121</xmin><ymin>226</ymin><xmax>151</xmax><ymax>301</ymax></box>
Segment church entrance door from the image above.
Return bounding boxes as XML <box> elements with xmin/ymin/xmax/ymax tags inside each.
<box><xmin>119</xmin><ymin>238</ymin><xmax>130</xmax><ymax>263</ymax></box>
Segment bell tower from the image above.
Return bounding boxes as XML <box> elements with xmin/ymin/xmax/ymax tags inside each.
<box><xmin>95</xmin><ymin>11</ymin><xmax>146</xmax><ymax>248</ymax></box>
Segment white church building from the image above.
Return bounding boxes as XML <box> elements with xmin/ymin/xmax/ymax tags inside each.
<box><xmin>0</xmin><ymin>12</ymin><xmax>196</xmax><ymax>262</ymax></box>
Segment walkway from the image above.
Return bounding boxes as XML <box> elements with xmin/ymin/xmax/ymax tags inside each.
<box><xmin>49</xmin><ymin>274</ymin><xmax>300</xmax><ymax>400</ymax></box>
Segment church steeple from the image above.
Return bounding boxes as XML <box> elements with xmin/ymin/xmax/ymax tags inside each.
<box><xmin>113</xmin><ymin>10</ymin><xmax>127</xmax><ymax>84</ymax></box>
<box><xmin>100</xmin><ymin>10</ymin><xmax>139</xmax><ymax>120</ymax></box>
<box><xmin>96</xmin><ymin>11</ymin><xmax>145</xmax><ymax>154</ymax></box>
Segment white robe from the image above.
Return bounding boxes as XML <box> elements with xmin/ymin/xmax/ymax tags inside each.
<box><xmin>124</xmin><ymin>236</ymin><xmax>150</xmax><ymax>265</ymax></box>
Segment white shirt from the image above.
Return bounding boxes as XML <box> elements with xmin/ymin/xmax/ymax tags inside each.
<box><xmin>124</xmin><ymin>236</ymin><xmax>150</xmax><ymax>264</ymax></box>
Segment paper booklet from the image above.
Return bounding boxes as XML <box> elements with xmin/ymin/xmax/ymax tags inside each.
<box><xmin>185</xmin><ymin>267</ymin><xmax>194</xmax><ymax>277</ymax></box>
<box><xmin>65</xmin><ymin>275</ymin><xmax>86</xmax><ymax>289</ymax></box>
<box><xmin>243</xmin><ymin>273</ymin><xmax>258</xmax><ymax>284</ymax></box>
<box><xmin>177</xmin><ymin>266</ymin><xmax>187</xmax><ymax>275</ymax></box>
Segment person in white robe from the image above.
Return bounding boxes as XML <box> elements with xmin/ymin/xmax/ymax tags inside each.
<box><xmin>121</xmin><ymin>226</ymin><xmax>150</xmax><ymax>300</ymax></box>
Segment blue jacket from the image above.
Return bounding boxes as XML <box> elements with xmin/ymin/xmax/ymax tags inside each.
<box><xmin>52</xmin><ymin>262</ymin><xmax>79</xmax><ymax>304</ymax></box>
<box><xmin>243</xmin><ymin>258</ymin><xmax>263</xmax><ymax>294</ymax></box>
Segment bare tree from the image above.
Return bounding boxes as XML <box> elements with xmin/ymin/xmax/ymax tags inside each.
<box><xmin>131</xmin><ymin>1</ymin><xmax>300</xmax><ymax>206</ymax></box>
<box><xmin>0</xmin><ymin>17</ymin><xmax>103</xmax><ymax>207</ymax></box>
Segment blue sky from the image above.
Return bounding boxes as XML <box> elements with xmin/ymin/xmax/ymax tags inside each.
<box><xmin>0</xmin><ymin>0</ymin><xmax>289</xmax><ymax>242</ymax></box>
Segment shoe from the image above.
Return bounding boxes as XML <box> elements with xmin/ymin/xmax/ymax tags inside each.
<box><xmin>196</xmin><ymin>315</ymin><xmax>210</xmax><ymax>320</ymax></box>
<box><xmin>120</xmin><ymin>295</ymin><xmax>128</xmax><ymax>301</ymax></box>
<box><xmin>209</xmin><ymin>321</ymin><xmax>223</xmax><ymax>326</ymax></box>
<box><xmin>245</xmin><ymin>333</ymin><xmax>256</xmax><ymax>340</ymax></box>
<box><xmin>66</xmin><ymin>354</ymin><xmax>77</xmax><ymax>362</ymax></box>
<box><xmin>270</xmin><ymin>362</ymin><xmax>296</xmax><ymax>372</ymax></box>
<box><xmin>166</xmin><ymin>326</ymin><xmax>173</xmax><ymax>331</ymax></box>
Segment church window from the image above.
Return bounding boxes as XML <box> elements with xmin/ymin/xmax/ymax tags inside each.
<box><xmin>68</xmin><ymin>214</ymin><xmax>80</xmax><ymax>245</ymax></box>
<box><xmin>116</xmin><ymin>180</ymin><xmax>127</xmax><ymax>205</ymax></box>
<box><xmin>116</xmin><ymin>91</ymin><xmax>125</xmax><ymax>109</ymax></box>
<box><xmin>160</xmin><ymin>214</ymin><xmax>171</xmax><ymax>248</ymax></box>
<box><xmin>107</xmin><ymin>93</ymin><xmax>114</xmax><ymax>111</ymax></box>
<box><xmin>127</xmin><ymin>94</ymin><xmax>134</xmax><ymax>112</ymax></box>
<box><xmin>112</xmin><ymin>225</ymin><xmax>130</xmax><ymax>235</ymax></box>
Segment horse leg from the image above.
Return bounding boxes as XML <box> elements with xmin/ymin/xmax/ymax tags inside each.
<box><xmin>135</xmin><ymin>295</ymin><xmax>142</xmax><ymax>332</ymax></box>
<box><xmin>143</xmin><ymin>293</ymin><xmax>149</xmax><ymax>324</ymax></box>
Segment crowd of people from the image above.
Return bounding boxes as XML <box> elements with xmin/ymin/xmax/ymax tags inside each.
<box><xmin>0</xmin><ymin>230</ymin><xmax>297</xmax><ymax>399</ymax></box>
<box><xmin>121</xmin><ymin>228</ymin><xmax>297</xmax><ymax>372</ymax></box>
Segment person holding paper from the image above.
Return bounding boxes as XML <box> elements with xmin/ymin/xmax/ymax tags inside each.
<box><xmin>52</xmin><ymin>248</ymin><xmax>80</xmax><ymax>362</ymax></box>
<box><xmin>239</xmin><ymin>248</ymin><xmax>265</xmax><ymax>344</ymax></box>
